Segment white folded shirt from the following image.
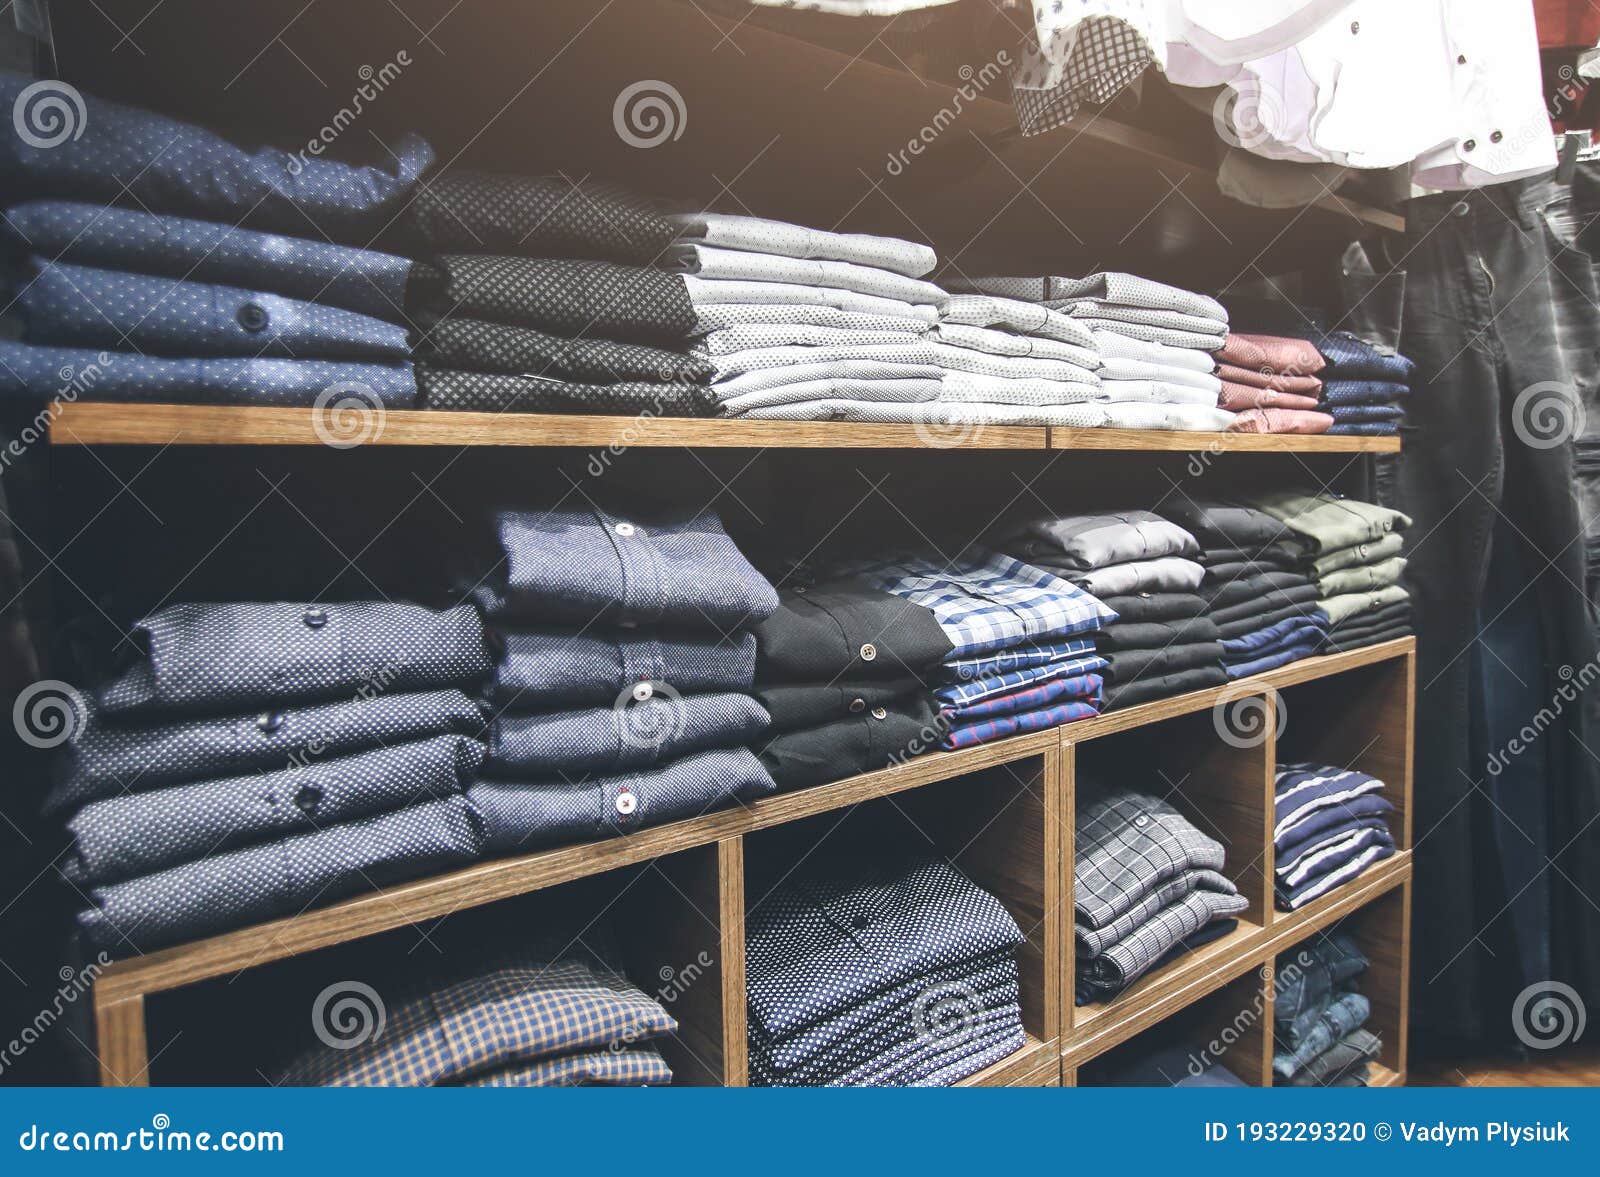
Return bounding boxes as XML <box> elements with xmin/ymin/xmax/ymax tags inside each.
<box><xmin>939</xmin><ymin>294</ymin><xmax>1096</xmax><ymax>349</ymax></box>
<box><xmin>719</xmin><ymin>377</ymin><xmax>941</xmax><ymax>416</ymax></box>
<box><xmin>939</xmin><ymin>371</ymin><xmax>1105</xmax><ymax>406</ymax></box>
<box><xmin>1097</xmin><ymin>402</ymin><xmax>1238</xmax><ymax>431</ymax></box>
<box><xmin>1099</xmin><ymin>379</ymin><xmax>1223</xmax><ymax>406</ymax></box>
<box><xmin>1076</xmin><ymin>320</ymin><xmax>1225</xmax><ymax>351</ymax></box>
<box><xmin>714</xmin><ymin>358</ymin><xmax>944</xmax><ymax>397</ymax></box>
<box><xmin>1058</xmin><ymin>300</ymin><xmax>1227</xmax><ymax>337</ymax></box>
<box><xmin>696</xmin><ymin>323</ymin><xmax>923</xmax><ymax>355</ymax></box>
<box><xmin>692</xmin><ymin>302</ymin><xmax>929</xmax><ymax>335</ymax></box>
<box><xmin>951</xmin><ymin>272</ymin><xmax>1226</xmax><ymax>320</ymax></box>
<box><xmin>706</xmin><ymin>341</ymin><xmax>939</xmax><ymax>380</ymax></box>
<box><xmin>671</xmin><ymin>211</ymin><xmax>937</xmax><ymax>278</ymax></box>
<box><xmin>740</xmin><ymin>399</ymin><xmax>1106</xmax><ymax>427</ymax></box>
<box><xmin>931</xmin><ymin>323</ymin><xmax>1100</xmax><ymax>370</ymax></box>
<box><xmin>1090</xmin><ymin>331</ymin><xmax>1218</xmax><ymax>373</ymax></box>
<box><xmin>669</xmin><ymin>244</ymin><xmax>947</xmax><ymax>306</ymax></box>
<box><xmin>1096</xmin><ymin>361</ymin><xmax>1222</xmax><ymax>393</ymax></box>
<box><xmin>929</xmin><ymin>341</ymin><xmax>1101</xmax><ymax>385</ymax></box>
<box><xmin>682</xmin><ymin>275</ymin><xmax>938</xmax><ymax>323</ymax></box>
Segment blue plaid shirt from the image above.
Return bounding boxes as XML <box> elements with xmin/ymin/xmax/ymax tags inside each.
<box><xmin>943</xmin><ymin>637</ymin><xmax>1097</xmax><ymax>681</ymax></box>
<box><xmin>853</xmin><ymin>550</ymin><xmax>1116</xmax><ymax>659</ymax></box>
<box><xmin>932</xmin><ymin>654</ymin><xmax>1107</xmax><ymax>708</ymax></box>
<box><xmin>943</xmin><ymin>699</ymin><xmax>1100</xmax><ymax>749</ymax></box>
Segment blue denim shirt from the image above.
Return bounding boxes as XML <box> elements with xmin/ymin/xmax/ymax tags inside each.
<box><xmin>0</xmin><ymin>72</ymin><xmax>432</xmax><ymax>242</ymax></box>
<box><xmin>3</xmin><ymin>201</ymin><xmax>415</xmax><ymax>321</ymax></box>
<box><xmin>13</xmin><ymin>260</ymin><xmax>412</xmax><ymax>360</ymax></box>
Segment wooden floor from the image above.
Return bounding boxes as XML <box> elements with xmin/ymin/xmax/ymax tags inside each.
<box><xmin>1410</xmin><ymin>1046</ymin><xmax>1600</xmax><ymax>1086</ymax></box>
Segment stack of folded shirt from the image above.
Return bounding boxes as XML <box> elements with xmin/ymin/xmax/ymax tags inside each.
<box><xmin>467</xmin><ymin>504</ymin><xmax>779</xmax><ymax>853</ymax></box>
<box><xmin>1159</xmin><ymin>500</ymin><xmax>1327</xmax><ymax>679</ymax></box>
<box><xmin>746</xmin><ymin>849</ymin><xmax>1026</xmax><ymax>1086</ymax></box>
<box><xmin>662</xmin><ymin>213</ymin><xmax>947</xmax><ymax>422</ymax></box>
<box><xmin>951</xmin><ymin>273</ymin><xmax>1236</xmax><ymax>431</ymax></box>
<box><xmin>278</xmin><ymin>933</ymin><xmax>677</xmax><ymax>1087</ymax></box>
<box><xmin>1273</xmin><ymin>764</ymin><xmax>1396</xmax><ymax>911</ymax></box>
<box><xmin>1306</xmin><ymin>331</ymin><xmax>1415</xmax><ymax>437</ymax></box>
<box><xmin>994</xmin><ymin>510</ymin><xmax>1223</xmax><ymax>710</ymax></box>
<box><xmin>924</xmin><ymin>291</ymin><xmax>1107</xmax><ymax>426</ymax></box>
<box><xmin>1215</xmin><ymin>333</ymin><xmax>1333</xmax><ymax>435</ymax></box>
<box><xmin>0</xmin><ymin>72</ymin><xmax>422</xmax><ymax>407</ymax></box>
<box><xmin>405</xmin><ymin>172</ymin><xmax>721</xmax><ymax>416</ymax></box>
<box><xmin>50</xmin><ymin>602</ymin><xmax>492</xmax><ymax>955</ymax></box>
<box><xmin>1273</xmin><ymin>934</ymin><xmax>1381</xmax><ymax>1086</ymax></box>
<box><xmin>752</xmin><ymin>576</ymin><xmax>952</xmax><ymax>791</ymax></box>
<box><xmin>847</xmin><ymin>549</ymin><xmax>1114</xmax><ymax>749</ymax></box>
<box><xmin>1074</xmin><ymin>785</ymin><xmax>1249</xmax><ymax>1005</ymax></box>
<box><xmin>1243</xmin><ymin>491</ymin><xmax>1413</xmax><ymax>654</ymax></box>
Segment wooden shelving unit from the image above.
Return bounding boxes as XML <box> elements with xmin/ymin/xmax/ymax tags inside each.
<box><xmin>90</xmin><ymin>639</ymin><xmax>1413</xmax><ymax>1088</ymax></box>
<box><xmin>49</xmin><ymin>404</ymin><xmax>1400</xmax><ymax>454</ymax></box>
<box><xmin>40</xmin><ymin>0</ymin><xmax>1414</xmax><ymax>1093</ymax></box>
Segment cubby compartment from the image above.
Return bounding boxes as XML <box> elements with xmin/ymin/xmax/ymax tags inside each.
<box><xmin>1075</xmin><ymin>965</ymin><xmax>1275</xmax><ymax>1087</ymax></box>
<box><xmin>1065</xmin><ymin>702</ymin><xmax>1273</xmax><ymax>1040</ymax></box>
<box><xmin>1270</xmin><ymin>882</ymin><xmax>1410</xmax><ymax>1087</ymax></box>
<box><xmin>136</xmin><ymin>844</ymin><xmax>739</xmax><ymax>1087</ymax></box>
<box><xmin>740</xmin><ymin>753</ymin><xmax>1060</xmax><ymax>1086</ymax></box>
<box><xmin>1268</xmin><ymin>650</ymin><xmax>1414</xmax><ymax>925</ymax></box>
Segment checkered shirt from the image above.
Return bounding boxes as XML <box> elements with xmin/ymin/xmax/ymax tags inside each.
<box><xmin>279</xmin><ymin>957</ymin><xmax>676</xmax><ymax>1087</ymax></box>
<box><xmin>932</xmin><ymin>653</ymin><xmax>1107</xmax><ymax>708</ymax></box>
<box><xmin>943</xmin><ymin>637</ymin><xmax>1097</xmax><ymax>681</ymax></box>
<box><xmin>942</xmin><ymin>698</ymin><xmax>1101</xmax><ymax>750</ymax></box>
<box><xmin>1075</xmin><ymin>787</ymin><xmax>1228</xmax><ymax>930</ymax></box>
<box><xmin>855</xmin><ymin>549</ymin><xmax>1115</xmax><ymax>660</ymax></box>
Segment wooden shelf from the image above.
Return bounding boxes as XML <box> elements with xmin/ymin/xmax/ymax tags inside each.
<box><xmin>49</xmin><ymin>404</ymin><xmax>1402</xmax><ymax>454</ymax></box>
<box><xmin>957</xmin><ymin>1034</ymin><xmax>1057</xmax><ymax>1087</ymax></box>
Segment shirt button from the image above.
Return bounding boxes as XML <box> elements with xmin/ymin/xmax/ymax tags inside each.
<box><xmin>615</xmin><ymin>790</ymin><xmax>637</xmax><ymax>816</ymax></box>
<box><xmin>1463</xmin><ymin>138</ymin><xmax>1476</xmax><ymax>152</ymax></box>
<box><xmin>1349</xmin><ymin>20</ymin><xmax>1359</xmax><ymax>32</ymax></box>
<box><xmin>632</xmin><ymin>681</ymin><xmax>654</xmax><ymax>702</ymax></box>
<box><xmin>1133</xmin><ymin>814</ymin><xmax>1150</xmax><ymax>828</ymax></box>
<box><xmin>870</xmin><ymin>707</ymin><xmax>888</xmax><ymax>720</ymax></box>
<box><xmin>256</xmin><ymin>710</ymin><xmax>285</xmax><ymax>734</ymax></box>
<box><xmin>849</xmin><ymin>698</ymin><xmax>866</xmax><ymax>713</ymax></box>
<box><xmin>850</xmin><ymin>914</ymin><xmax>870</xmax><ymax>930</ymax></box>
<box><xmin>1490</xmin><ymin>130</ymin><xmax>1503</xmax><ymax>144</ymax></box>
<box><xmin>859</xmin><ymin>643</ymin><xmax>878</xmax><ymax>662</ymax></box>
<box><xmin>236</xmin><ymin>303</ymin><xmax>269</xmax><ymax>332</ymax></box>
<box><xmin>614</xmin><ymin>522</ymin><xmax>636</xmax><ymax>537</ymax></box>
<box><xmin>293</xmin><ymin>784</ymin><xmax>322</xmax><ymax>813</ymax></box>
<box><xmin>302</xmin><ymin>607</ymin><xmax>329</xmax><ymax>629</ymax></box>
<box><xmin>1457</xmin><ymin>54</ymin><xmax>1467</xmax><ymax>65</ymax></box>
<box><xmin>1452</xmin><ymin>201</ymin><xmax>1470</xmax><ymax>218</ymax></box>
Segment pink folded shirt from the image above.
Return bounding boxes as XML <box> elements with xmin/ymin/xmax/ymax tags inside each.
<box><xmin>1215</xmin><ymin>362</ymin><xmax>1324</xmax><ymax>396</ymax></box>
<box><xmin>1227</xmin><ymin>408</ymin><xmax>1334</xmax><ymax>435</ymax></box>
<box><xmin>1218</xmin><ymin>381</ymin><xmax>1323</xmax><ymax>412</ymax></box>
<box><xmin>1216</xmin><ymin>334</ymin><xmax>1325</xmax><ymax>377</ymax></box>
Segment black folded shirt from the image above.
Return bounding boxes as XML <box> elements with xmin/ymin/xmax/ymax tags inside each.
<box><xmin>1095</xmin><ymin>592</ymin><xmax>1208</xmax><ymax>625</ymax></box>
<box><xmin>757</xmin><ymin>696</ymin><xmax>945</xmax><ymax>791</ymax></box>
<box><xmin>754</xmin><ymin>579</ymin><xmax>952</xmax><ymax>683</ymax></box>
<box><xmin>1100</xmin><ymin>663</ymin><xmax>1227</xmax><ymax>711</ymax></box>
<box><xmin>416</xmin><ymin>366</ymin><xmax>717</xmax><ymax>416</ymax></box>
<box><xmin>413</xmin><ymin>314</ymin><xmax>713</xmax><ymax>385</ymax></box>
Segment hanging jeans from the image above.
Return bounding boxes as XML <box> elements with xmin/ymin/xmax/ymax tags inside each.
<box><xmin>1391</xmin><ymin>178</ymin><xmax>1600</xmax><ymax>1044</ymax></box>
